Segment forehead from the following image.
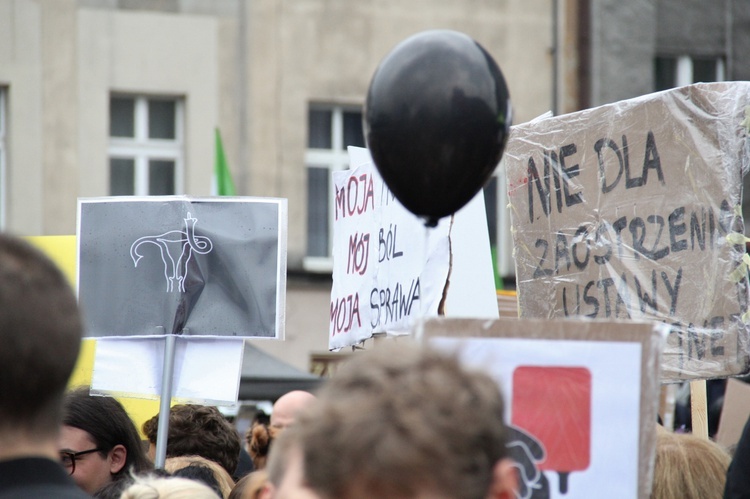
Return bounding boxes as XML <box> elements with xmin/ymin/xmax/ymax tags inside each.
<box><xmin>59</xmin><ymin>425</ymin><xmax>96</xmax><ymax>450</ymax></box>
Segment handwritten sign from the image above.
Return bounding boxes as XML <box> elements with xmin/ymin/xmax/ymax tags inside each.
<box><xmin>329</xmin><ymin>147</ymin><xmax>498</xmax><ymax>350</ymax></box>
<box><xmin>504</xmin><ymin>82</ymin><xmax>750</xmax><ymax>381</ymax></box>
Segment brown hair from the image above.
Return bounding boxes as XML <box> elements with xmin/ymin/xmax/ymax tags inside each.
<box><xmin>142</xmin><ymin>404</ymin><xmax>240</xmax><ymax>476</ymax></box>
<box><xmin>291</xmin><ymin>341</ymin><xmax>509</xmax><ymax>499</ymax></box>
<box><xmin>0</xmin><ymin>235</ymin><xmax>82</xmax><ymax>438</ymax></box>
<box><xmin>651</xmin><ymin>429</ymin><xmax>731</xmax><ymax>499</ymax></box>
<box><xmin>245</xmin><ymin>423</ymin><xmax>278</xmax><ymax>470</ymax></box>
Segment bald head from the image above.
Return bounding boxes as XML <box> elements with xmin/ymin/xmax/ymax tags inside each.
<box><xmin>271</xmin><ymin>391</ymin><xmax>316</xmax><ymax>431</ymax></box>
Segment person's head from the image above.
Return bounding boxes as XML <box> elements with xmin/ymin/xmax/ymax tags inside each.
<box><xmin>0</xmin><ymin>235</ymin><xmax>82</xmax><ymax>449</ymax></box>
<box><xmin>142</xmin><ymin>404</ymin><xmax>241</xmax><ymax>476</ymax></box>
<box><xmin>651</xmin><ymin>428</ymin><xmax>731</xmax><ymax>499</ymax></box>
<box><xmin>165</xmin><ymin>455</ymin><xmax>235</xmax><ymax>498</ymax></box>
<box><xmin>270</xmin><ymin>391</ymin><xmax>316</xmax><ymax>432</ymax></box>
<box><xmin>60</xmin><ymin>388</ymin><xmax>152</xmax><ymax>494</ymax></box>
<box><xmin>245</xmin><ymin>422</ymin><xmax>278</xmax><ymax>469</ymax></box>
<box><xmin>270</xmin><ymin>341</ymin><xmax>517</xmax><ymax>499</ymax></box>
<box><xmin>119</xmin><ymin>475</ymin><xmax>221</xmax><ymax>499</ymax></box>
<box><xmin>229</xmin><ymin>470</ymin><xmax>268</xmax><ymax>499</ymax></box>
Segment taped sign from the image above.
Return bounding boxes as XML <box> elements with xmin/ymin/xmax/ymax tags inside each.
<box><xmin>505</xmin><ymin>82</ymin><xmax>750</xmax><ymax>381</ymax></box>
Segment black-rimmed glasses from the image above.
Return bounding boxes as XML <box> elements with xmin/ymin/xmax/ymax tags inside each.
<box><xmin>59</xmin><ymin>448</ymin><xmax>102</xmax><ymax>475</ymax></box>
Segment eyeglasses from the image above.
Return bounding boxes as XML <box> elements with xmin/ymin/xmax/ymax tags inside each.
<box><xmin>59</xmin><ymin>448</ymin><xmax>102</xmax><ymax>475</ymax></box>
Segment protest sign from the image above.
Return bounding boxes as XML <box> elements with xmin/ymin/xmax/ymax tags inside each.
<box><xmin>424</xmin><ymin>317</ymin><xmax>665</xmax><ymax>499</ymax></box>
<box><xmin>329</xmin><ymin>147</ymin><xmax>498</xmax><ymax>350</ymax></box>
<box><xmin>504</xmin><ymin>82</ymin><xmax>750</xmax><ymax>381</ymax></box>
<box><xmin>78</xmin><ymin>196</ymin><xmax>287</xmax><ymax>338</ymax></box>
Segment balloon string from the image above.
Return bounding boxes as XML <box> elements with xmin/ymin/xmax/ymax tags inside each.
<box><xmin>414</xmin><ymin>224</ymin><xmax>430</xmax><ymax>343</ymax></box>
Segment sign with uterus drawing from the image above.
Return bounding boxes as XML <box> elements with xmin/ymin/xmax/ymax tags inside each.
<box><xmin>77</xmin><ymin>196</ymin><xmax>287</xmax><ymax>338</ymax></box>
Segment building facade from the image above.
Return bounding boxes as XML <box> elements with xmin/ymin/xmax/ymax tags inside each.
<box><xmin>2</xmin><ymin>0</ymin><xmax>747</xmax><ymax>372</ymax></box>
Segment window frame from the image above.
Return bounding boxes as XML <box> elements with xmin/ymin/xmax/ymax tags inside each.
<box><xmin>303</xmin><ymin>103</ymin><xmax>364</xmax><ymax>272</ymax></box>
<box><xmin>655</xmin><ymin>54</ymin><xmax>725</xmax><ymax>91</ymax></box>
<box><xmin>107</xmin><ymin>95</ymin><xmax>185</xmax><ymax>196</ymax></box>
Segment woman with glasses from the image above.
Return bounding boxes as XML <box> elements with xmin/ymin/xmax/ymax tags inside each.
<box><xmin>59</xmin><ymin>387</ymin><xmax>153</xmax><ymax>495</ymax></box>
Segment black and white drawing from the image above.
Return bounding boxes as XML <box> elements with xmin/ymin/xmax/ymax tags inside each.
<box><xmin>78</xmin><ymin>197</ymin><xmax>287</xmax><ymax>338</ymax></box>
<box><xmin>130</xmin><ymin>212</ymin><xmax>214</xmax><ymax>293</ymax></box>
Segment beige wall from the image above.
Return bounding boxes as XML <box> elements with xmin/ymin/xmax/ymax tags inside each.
<box><xmin>0</xmin><ymin>0</ymin><xmax>45</xmax><ymax>234</ymax></box>
<box><xmin>0</xmin><ymin>0</ymin><xmax>552</xmax><ymax>368</ymax></box>
<box><xmin>242</xmin><ymin>0</ymin><xmax>553</xmax><ymax>268</ymax></box>
<box><xmin>77</xmin><ymin>8</ymin><xmax>218</xmax><ymax>199</ymax></box>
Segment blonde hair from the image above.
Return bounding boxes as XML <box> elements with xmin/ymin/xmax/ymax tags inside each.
<box><xmin>164</xmin><ymin>455</ymin><xmax>234</xmax><ymax>498</ymax></box>
<box><xmin>651</xmin><ymin>430</ymin><xmax>731</xmax><ymax>499</ymax></box>
<box><xmin>119</xmin><ymin>475</ymin><xmax>219</xmax><ymax>499</ymax></box>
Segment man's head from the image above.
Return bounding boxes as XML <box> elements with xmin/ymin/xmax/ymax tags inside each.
<box><xmin>270</xmin><ymin>390</ymin><xmax>316</xmax><ymax>431</ymax></box>
<box><xmin>270</xmin><ymin>342</ymin><xmax>517</xmax><ymax>499</ymax></box>
<box><xmin>142</xmin><ymin>404</ymin><xmax>241</xmax><ymax>476</ymax></box>
<box><xmin>0</xmin><ymin>235</ymin><xmax>82</xmax><ymax>446</ymax></box>
<box><xmin>60</xmin><ymin>388</ymin><xmax>152</xmax><ymax>494</ymax></box>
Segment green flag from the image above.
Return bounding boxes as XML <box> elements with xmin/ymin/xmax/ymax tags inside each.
<box><xmin>214</xmin><ymin>127</ymin><xmax>236</xmax><ymax>196</ymax></box>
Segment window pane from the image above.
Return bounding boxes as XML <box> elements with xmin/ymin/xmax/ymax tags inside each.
<box><xmin>149</xmin><ymin>160</ymin><xmax>175</xmax><ymax>195</ymax></box>
<box><xmin>308</xmin><ymin>109</ymin><xmax>332</xmax><ymax>148</ymax></box>
<box><xmin>693</xmin><ymin>58</ymin><xmax>718</xmax><ymax>83</ymax></box>
<box><xmin>307</xmin><ymin>166</ymin><xmax>330</xmax><ymax>257</ymax></box>
<box><xmin>148</xmin><ymin>100</ymin><xmax>176</xmax><ymax>139</ymax></box>
<box><xmin>343</xmin><ymin>110</ymin><xmax>365</xmax><ymax>149</ymax></box>
<box><xmin>483</xmin><ymin>177</ymin><xmax>498</xmax><ymax>247</ymax></box>
<box><xmin>654</xmin><ymin>57</ymin><xmax>677</xmax><ymax>91</ymax></box>
<box><xmin>110</xmin><ymin>97</ymin><xmax>135</xmax><ymax>138</ymax></box>
<box><xmin>110</xmin><ymin>158</ymin><xmax>135</xmax><ymax>195</ymax></box>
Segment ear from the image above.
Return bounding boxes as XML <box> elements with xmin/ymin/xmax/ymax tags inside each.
<box><xmin>108</xmin><ymin>444</ymin><xmax>128</xmax><ymax>474</ymax></box>
<box><xmin>258</xmin><ymin>483</ymin><xmax>275</xmax><ymax>499</ymax></box>
<box><xmin>486</xmin><ymin>458</ymin><xmax>519</xmax><ymax>499</ymax></box>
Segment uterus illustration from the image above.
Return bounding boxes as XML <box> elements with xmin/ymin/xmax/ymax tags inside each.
<box><xmin>130</xmin><ymin>212</ymin><xmax>214</xmax><ymax>293</ymax></box>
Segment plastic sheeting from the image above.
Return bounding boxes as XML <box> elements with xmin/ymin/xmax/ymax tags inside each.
<box><xmin>504</xmin><ymin>82</ymin><xmax>750</xmax><ymax>381</ymax></box>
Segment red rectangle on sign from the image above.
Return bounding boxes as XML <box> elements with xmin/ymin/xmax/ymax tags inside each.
<box><xmin>511</xmin><ymin>366</ymin><xmax>592</xmax><ymax>474</ymax></box>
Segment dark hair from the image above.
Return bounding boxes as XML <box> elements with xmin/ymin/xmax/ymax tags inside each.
<box><xmin>0</xmin><ymin>235</ymin><xmax>82</xmax><ymax>437</ymax></box>
<box><xmin>173</xmin><ymin>464</ymin><xmax>223</xmax><ymax>497</ymax></box>
<box><xmin>142</xmin><ymin>404</ymin><xmax>241</xmax><ymax>475</ymax></box>
<box><xmin>93</xmin><ymin>476</ymin><xmax>134</xmax><ymax>499</ymax></box>
<box><xmin>63</xmin><ymin>388</ymin><xmax>153</xmax><ymax>479</ymax></box>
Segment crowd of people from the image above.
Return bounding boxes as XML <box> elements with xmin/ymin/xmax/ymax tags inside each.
<box><xmin>1</xmin><ymin>234</ymin><xmax>750</xmax><ymax>499</ymax></box>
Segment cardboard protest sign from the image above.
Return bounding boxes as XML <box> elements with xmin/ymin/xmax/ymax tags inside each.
<box><xmin>424</xmin><ymin>317</ymin><xmax>665</xmax><ymax>499</ymax></box>
<box><xmin>504</xmin><ymin>82</ymin><xmax>750</xmax><ymax>381</ymax></box>
<box><xmin>78</xmin><ymin>196</ymin><xmax>287</xmax><ymax>338</ymax></box>
<box><xmin>329</xmin><ymin>147</ymin><xmax>498</xmax><ymax>350</ymax></box>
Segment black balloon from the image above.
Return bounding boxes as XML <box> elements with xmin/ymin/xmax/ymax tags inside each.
<box><xmin>364</xmin><ymin>30</ymin><xmax>512</xmax><ymax>227</ymax></box>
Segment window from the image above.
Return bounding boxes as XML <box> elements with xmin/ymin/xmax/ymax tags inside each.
<box><xmin>0</xmin><ymin>88</ymin><xmax>5</xmax><ymax>229</ymax></box>
<box><xmin>654</xmin><ymin>55</ymin><xmax>725</xmax><ymax>91</ymax></box>
<box><xmin>108</xmin><ymin>95</ymin><xmax>184</xmax><ymax>196</ymax></box>
<box><xmin>304</xmin><ymin>104</ymin><xmax>365</xmax><ymax>271</ymax></box>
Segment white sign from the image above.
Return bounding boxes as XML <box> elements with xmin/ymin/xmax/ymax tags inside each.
<box><xmin>329</xmin><ymin>147</ymin><xmax>498</xmax><ymax>350</ymax></box>
<box><xmin>424</xmin><ymin>317</ymin><xmax>665</xmax><ymax>499</ymax></box>
<box><xmin>91</xmin><ymin>336</ymin><xmax>245</xmax><ymax>405</ymax></box>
